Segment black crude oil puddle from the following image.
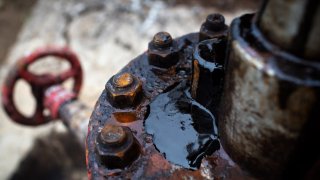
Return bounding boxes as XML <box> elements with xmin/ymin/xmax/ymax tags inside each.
<box><xmin>145</xmin><ymin>82</ymin><xmax>220</xmax><ymax>169</ymax></box>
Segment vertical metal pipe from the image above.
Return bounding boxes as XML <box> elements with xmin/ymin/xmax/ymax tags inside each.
<box><xmin>257</xmin><ymin>0</ymin><xmax>320</xmax><ymax>60</ymax></box>
<box><xmin>220</xmin><ymin>0</ymin><xmax>320</xmax><ymax>178</ymax></box>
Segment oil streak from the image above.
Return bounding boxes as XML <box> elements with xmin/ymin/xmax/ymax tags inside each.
<box><xmin>145</xmin><ymin>82</ymin><xmax>219</xmax><ymax>169</ymax></box>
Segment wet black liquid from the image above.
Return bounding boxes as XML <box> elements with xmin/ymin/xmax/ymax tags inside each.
<box><xmin>145</xmin><ymin>82</ymin><xmax>220</xmax><ymax>169</ymax></box>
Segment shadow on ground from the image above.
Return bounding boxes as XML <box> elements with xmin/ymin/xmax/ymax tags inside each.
<box><xmin>10</xmin><ymin>131</ymin><xmax>86</xmax><ymax>180</ymax></box>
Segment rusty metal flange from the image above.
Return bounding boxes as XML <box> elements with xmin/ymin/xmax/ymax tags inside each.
<box><xmin>86</xmin><ymin>33</ymin><xmax>254</xmax><ymax>179</ymax></box>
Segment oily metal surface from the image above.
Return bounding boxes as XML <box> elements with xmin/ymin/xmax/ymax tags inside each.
<box><xmin>86</xmin><ymin>33</ymin><xmax>254</xmax><ymax>179</ymax></box>
<box><xmin>220</xmin><ymin>14</ymin><xmax>320</xmax><ymax>179</ymax></box>
<box><xmin>145</xmin><ymin>82</ymin><xmax>219</xmax><ymax>170</ymax></box>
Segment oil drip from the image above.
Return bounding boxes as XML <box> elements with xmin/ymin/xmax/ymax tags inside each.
<box><xmin>145</xmin><ymin>82</ymin><xmax>219</xmax><ymax>169</ymax></box>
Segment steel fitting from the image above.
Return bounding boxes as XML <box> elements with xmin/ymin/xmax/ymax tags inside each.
<box><xmin>148</xmin><ymin>32</ymin><xmax>179</xmax><ymax>68</ymax></box>
<box><xmin>95</xmin><ymin>124</ymin><xmax>140</xmax><ymax>169</ymax></box>
<box><xmin>199</xmin><ymin>13</ymin><xmax>228</xmax><ymax>41</ymax></box>
<box><xmin>105</xmin><ymin>72</ymin><xmax>142</xmax><ymax>108</ymax></box>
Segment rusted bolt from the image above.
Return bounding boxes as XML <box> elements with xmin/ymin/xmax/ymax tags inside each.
<box><xmin>200</xmin><ymin>13</ymin><xmax>228</xmax><ymax>41</ymax></box>
<box><xmin>113</xmin><ymin>72</ymin><xmax>134</xmax><ymax>88</ymax></box>
<box><xmin>205</xmin><ymin>13</ymin><xmax>225</xmax><ymax>31</ymax></box>
<box><xmin>148</xmin><ymin>32</ymin><xmax>179</xmax><ymax>68</ymax></box>
<box><xmin>152</xmin><ymin>32</ymin><xmax>173</xmax><ymax>48</ymax></box>
<box><xmin>105</xmin><ymin>72</ymin><xmax>142</xmax><ymax>108</ymax></box>
<box><xmin>96</xmin><ymin>124</ymin><xmax>141</xmax><ymax>169</ymax></box>
<box><xmin>100</xmin><ymin>124</ymin><xmax>127</xmax><ymax>146</ymax></box>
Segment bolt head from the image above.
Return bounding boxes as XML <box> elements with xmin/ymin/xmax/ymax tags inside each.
<box><xmin>105</xmin><ymin>72</ymin><xmax>142</xmax><ymax>108</ymax></box>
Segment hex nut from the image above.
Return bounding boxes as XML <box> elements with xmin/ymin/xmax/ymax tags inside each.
<box><xmin>148</xmin><ymin>32</ymin><xmax>179</xmax><ymax>68</ymax></box>
<box><xmin>95</xmin><ymin>125</ymin><xmax>141</xmax><ymax>169</ymax></box>
<box><xmin>105</xmin><ymin>72</ymin><xmax>142</xmax><ymax>108</ymax></box>
<box><xmin>200</xmin><ymin>13</ymin><xmax>228</xmax><ymax>41</ymax></box>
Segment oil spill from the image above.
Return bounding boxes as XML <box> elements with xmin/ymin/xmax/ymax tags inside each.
<box><xmin>145</xmin><ymin>81</ymin><xmax>219</xmax><ymax>169</ymax></box>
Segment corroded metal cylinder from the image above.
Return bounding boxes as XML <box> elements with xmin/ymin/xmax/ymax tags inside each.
<box><xmin>257</xmin><ymin>0</ymin><xmax>320</xmax><ymax>60</ymax></box>
<box><xmin>220</xmin><ymin>11</ymin><xmax>320</xmax><ymax>180</ymax></box>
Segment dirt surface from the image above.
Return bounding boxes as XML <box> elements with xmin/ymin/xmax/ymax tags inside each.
<box><xmin>0</xmin><ymin>0</ymin><xmax>259</xmax><ymax>179</ymax></box>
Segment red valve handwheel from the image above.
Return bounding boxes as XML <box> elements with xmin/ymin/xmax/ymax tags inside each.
<box><xmin>2</xmin><ymin>47</ymin><xmax>83</xmax><ymax>126</ymax></box>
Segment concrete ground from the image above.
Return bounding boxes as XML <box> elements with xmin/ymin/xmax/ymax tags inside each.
<box><xmin>0</xmin><ymin>0</ymin><xmax>258</xmax><ymax>179</ymax></box>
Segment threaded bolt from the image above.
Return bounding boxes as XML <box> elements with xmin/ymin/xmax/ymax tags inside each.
<box><xmin>99</xmin><ymin>124</ymin><xmax>127</xmax><ymax>146</ymax></box>
<box><xmin>152</xmin><ymin>32</ymin><xmax>173</xmax><ymax>48</ymax></box>
<box><xmin>205</xmin><ymin>13</ymin><xmax>225</xmax><ymax>31</ymax></box>
<box><xmin>105</xmin><ymin>72</ymin><xmax>142</xmax><ymax>108</ymax></box>
<box><xmin>112</xmin><ymin>72</ymin><xmax>134</xmax><ymax>88</ymax></box>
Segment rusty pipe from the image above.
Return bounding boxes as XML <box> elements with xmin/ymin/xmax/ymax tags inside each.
<box><xmin>220</xmin><ymin>0</ymin><xmax>320</xmax><ymax>179</ymax></box>
<box><xmin>44</xmin><ymin>85</ymin><xmax>90</xmax><ymax>147</ymax></box>
<box><xmin>256</xmin><ymin>0</ymin><xmax>320</xmax><ymax>60</ymax></box>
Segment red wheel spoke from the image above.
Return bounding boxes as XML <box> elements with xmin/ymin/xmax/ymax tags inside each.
<box><xmin>33</xmin><ymin>103</ymin><xmax>46</xmax><ymax>124</ymax></box>
<box><xmin>56</xmin><ymin>69</ymin><xmax>76</xmax><ymax>83</ymax></box>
